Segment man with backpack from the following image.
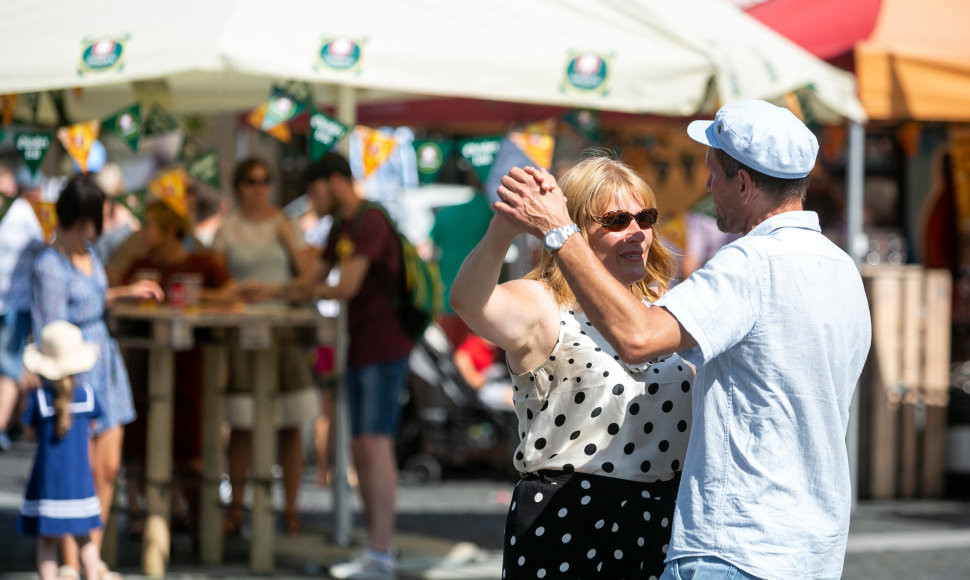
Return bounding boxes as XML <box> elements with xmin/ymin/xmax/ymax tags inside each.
<box><xmin>303</xmin><ymin>152</ymin><xmax>414</xmax><ymax>580</ymax></box>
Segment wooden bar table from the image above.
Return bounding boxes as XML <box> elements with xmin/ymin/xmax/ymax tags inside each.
<box><xmin>109</xmin><ymin>303</ymin><xmax>337</xmax><ymax>577</ymax></box>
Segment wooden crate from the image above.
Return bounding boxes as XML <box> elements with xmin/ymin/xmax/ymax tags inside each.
<box><xmin>859</xmin><ymin>265</ymin><xmax>952</xmax><ymax>499</ymax></box>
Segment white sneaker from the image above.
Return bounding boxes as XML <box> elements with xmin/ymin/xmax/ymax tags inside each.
<box><xmin>329</xmin><ymin>550</ymin><xmax>396</xmax><ymax>580</ymax></box>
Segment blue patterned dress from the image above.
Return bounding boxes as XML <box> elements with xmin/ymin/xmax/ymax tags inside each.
<box><xmin>18</xmin><ymin>383</ymin><xmax>103</xmax><ymax>536</ymax></box>
<box><xmin>31</xmin><ymin>244</ymin><xmax>135</xmax><ymax>433</ymax></box>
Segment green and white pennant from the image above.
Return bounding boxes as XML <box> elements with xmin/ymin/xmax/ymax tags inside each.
<box><xmin>309</xmin><ymin>112</ymin><xmax>348</xmax><ymax>161</ymax></box>
<box><xmin>261</xmin><ymin>85</ymin><xmax>309</xmax><ymax>131</ymax></box>
<box><xmin>103</xmin><ymin>103</ymin><xmax>142</xmax><ymax>152</ymax></box>
<box><xmin>413</xmin><ymin>140</ymin><xmax>453</xmax><ymax>185</ymax></box>
<box><xmin>117</xmin><ymin>189</ymin><xmax>148</xmax><ymax>224</ymax></box>
<box><xmin>14</xmin><ymin>132</ymin><xmax>53</xmax><ymax>177</ymax></box>
<box><xmin>186</xmin><ymin>148</ymin><xmax>221</xmax><ymax>189</ymax></box>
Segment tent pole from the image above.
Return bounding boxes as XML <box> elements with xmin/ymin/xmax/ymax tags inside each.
<box><xmin>845</xmin><ymin>119</ymin><xmax>866</xmax><ymax>508</ymax></box>
<box><xmin>331</xmin><ymin>85</ymin><xmax>356</xmax><ymax>548</ymax></box>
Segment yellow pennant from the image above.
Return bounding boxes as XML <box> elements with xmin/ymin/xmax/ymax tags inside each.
<box><xmin>247</xmin><ymin>102</ymin><xmax>291</xmax><ymax>143</ymax></box>
<box><xmin>1</xmin><ymin>94</ymin><xmax>16</xmax><ymax>127</ymax></box>
<box><xmin>57</xmin><ymin>120</ymin><xmax>101</xmax><ymax>173</ymax></box>
<box><xmin>148</xmin><ymin>167</ymin><xmax>190</xmax><ymax>221</ymax></box>
<box><xmin>509</xmin><ymin>131</ymin><xmax>556</xmax><ymax>170</ymax></box>
<box><xmin>357</xmin><ymin>126</ymin><xmax>396</xmax><ymax>177</ymax></box>
<box><xmin>29</xmin><ymin>200</ymin><xmax>58</xmax><ymax>242</ymax></box>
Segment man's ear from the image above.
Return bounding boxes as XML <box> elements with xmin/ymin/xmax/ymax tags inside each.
<box><xmin>737</xmin><ymin>168</ymin><xmax>756</xmax><ymax>205</ymax></box>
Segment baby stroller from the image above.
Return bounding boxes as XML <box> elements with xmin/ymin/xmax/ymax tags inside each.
<box><xmin>396</xmin><ymin>323</ymin><xmax>519</xmax><ymax>483</ymax></box>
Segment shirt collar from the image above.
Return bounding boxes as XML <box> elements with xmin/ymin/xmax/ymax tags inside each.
<box><xmin>747</xmin><ymin>210</ymin><xmax>820</xmax><ymax>237</ymax></box>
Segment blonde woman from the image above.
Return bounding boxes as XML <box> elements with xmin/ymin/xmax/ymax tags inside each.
<box><xmin>450</xmin><ymin>153</ymin><xmax>694</xmax><ymax>579</ymax></box>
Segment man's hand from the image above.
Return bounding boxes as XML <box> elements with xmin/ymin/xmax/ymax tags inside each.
<box><xmin>494</xmin><ymin>166</ymin><xmax>572</xmax><ymax>239</ymax></box>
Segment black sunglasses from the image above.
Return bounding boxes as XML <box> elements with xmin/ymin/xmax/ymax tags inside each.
<box><xmin>242</xmin><ymin>176</ymin><xmax>271</xmax><ymax>186</ymax></box>
<box><xmin>591</xmin><ymin>208</ymin><xmax>659</xmax><ymax>232</ymax></box>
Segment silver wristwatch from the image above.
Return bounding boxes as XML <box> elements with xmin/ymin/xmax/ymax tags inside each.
<box><xmin>542</xmin><ymin>223</ymin><xmax>580</xmax><ymax>253</ymax></box>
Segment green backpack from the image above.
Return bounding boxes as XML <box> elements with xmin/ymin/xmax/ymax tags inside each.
<box><xmin>348</xmin><ymin>201</ymin><xmax>443</xmax><ymax>341</ymax></box>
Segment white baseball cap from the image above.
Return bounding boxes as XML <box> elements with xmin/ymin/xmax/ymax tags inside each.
<box><xmin>687</xmin><ymin>100</ymin><xmax>819</xmax><ymax>179</ymax></box>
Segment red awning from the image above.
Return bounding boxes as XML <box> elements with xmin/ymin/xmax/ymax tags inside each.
<box><xmin>745</xmin><ymin>0</ymin><xmax>882</xmax><ymax>61</ymax></box>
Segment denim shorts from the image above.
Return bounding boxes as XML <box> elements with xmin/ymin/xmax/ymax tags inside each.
<box><xmin>0</xmin><ymin>311</ymin><xmax>31</xmax><ymax>381</ymax></box>
<box><xmin>345</xmin><ymin>355</ymin><xmax>409</xmax><ymax>437</ymax></box>
<box><xmin>660</xmin><ymin>556</ymin><xmax>765</xmax><ymax>580</ymax></box>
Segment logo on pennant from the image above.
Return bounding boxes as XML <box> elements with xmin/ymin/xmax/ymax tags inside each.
<box><xmin>57</xmin><ymin>120</ymin><xmax>101</xmax><ymax>174</ymax></box>
<box><xmin>29</xmin><ymin>200</ymin><xmax>58</xmax><ymax>242</ymax></box>
<box><xmin>261</xmin><ymin>85</ymin><xmax>308</xmax><ymax>131</ymax></box>
<box><xmin>186</xmin><ymin>148</ymin><xmax>221</xmax><ymax>189</ymax></box>
<box><xmin>317</xmin><ymin>37</ymin><xmax>364</xmax><ymax>73</ymax></box>
<box><xmin>356</xmin><ymin>126</ymin><xmax>397</xmax><ymax>178</ymax></box>
<box><xmin>15</xmin><ymin>132</ymin><xmax>53</xmax><ymax>177</ymax></box>
<box><xmin>78</xmin><ymin>36</ymin><xmax>128</xmax><ymax>75</ymax></box>
<box><xmin>103</xmin><ymin>103</ymin><xmax>141</xmax><ymax>152</ymax></box>
<box><xmin>563</xmin><ymin>51</ymin><xmax>612</xmax><ymax>95</ymax></box>
<box><xmin>309</xmin><ymin>112</ymin><xmax>348</xmax><ymax>161</ymax></box>
<box><xmin>148</xmin><ymin>168</ymin><xmax>190</xmax><ymax>221</ymax></box>
<box><xmin>458</xmin><ymin>136</ymin><xmax>503</xmax><ymax>185</ymax></box>
<box><xmin>414</xmin><ymin>140</ymin><xmax>453</xmax><ymax>185</ymax></box>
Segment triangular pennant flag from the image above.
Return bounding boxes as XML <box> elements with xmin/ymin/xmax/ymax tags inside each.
<box><xmin>117</xmin><ymin>189</ymin><xmax>148</xmax><ymax>224</ymax></box>
<box><xmin>178</xmin><ymin>137</ymin><xmax>203</xmax><ymax>163</ymax></box>
<box><xmin>57</xmin><ymin>120</ymin><xmax>101</xmax><ymax>174</ymax></box>
<box><xmin>508</xmin><ymin>131</ymin><xmax>555</xmax><ymax>170</ymax></box>
<box><xmin>458</xmin><ymin>136</ymin><xmax>503</xmax><ymax>185</ymax></box>
<box><xmin>413</xmin><ymin>140</ymin><xmax>453</xmax><ymax>185</ymax></box>
<box><xmin>148</xmin><ymin>168</ymin><xmax>190</xmax><ymax>221</ymax></box>
<box><xmin>247</xmin><ymin>102</ymin><xmax>291</xmax><ymax>143</ymax></box>
<box><xmin>0</xmin><ymin>130</ymin><xmax>5</xmax><ymax>145</ymax></box>
<box><xmin>562</xmin><ymin>109</ymin><xmax>601</xmax><ymax>142</ymax></box>
<box><xmin>29</xmin><ymin>200</ymin><xmax>58</xmax><ymax>242</ymax></box>
<box><xmin>186</xmin><ymin>148</ymin><xmax>221</xmax><ymax>189</ymax></box>
<box><xmin>0</xmin><ymin>196</ymin><xmax>14</xmax><ymax>224</ymax></box>
<box><xmin>15</xmin><ymin>132</ymin><xmax>53</xmax><ymax>177</ymax></box>
<box><xmin>142</xmin><ymin>103</ymin><xmax>179</xmax><ymax>137</ymax></box>
<box><xmin>102</xmin><ymin>103</ymin><xmax>142</xmax><ymax>152</ymax></box>
<box><xmin>356</xmin><ymin>126</ymin><xmax>397</xmax><ymax>177</ymax></box>
<box><xmin>309</xmin><ymin>112</ymin><xmax>348</xmax><ymax>161</ymax></box>
<box><xmin>1</xmin><ymin>94</ymin><xmax>16</xmax><ymax>127</ymax></box>
<box><xmin>278</xmin><ymin>80</ymin><xmax>314</xmax><ymax>109</ymax></box>
<box><xmin>261</xmin><ymin>85</ymin><xmax>309</xmax><ymax>131</ymax></box>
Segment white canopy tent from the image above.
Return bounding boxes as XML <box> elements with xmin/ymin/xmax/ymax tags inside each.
<box><xmin>0</xmin><ymin>0</ymin><xmax>864</xmax><ymax>123</ymax></box>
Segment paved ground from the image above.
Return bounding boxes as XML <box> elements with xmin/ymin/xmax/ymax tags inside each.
<box><xmin>3</xmin><ymin>436</ymin><xmax>970</xmax><ymax>579</ymax></box>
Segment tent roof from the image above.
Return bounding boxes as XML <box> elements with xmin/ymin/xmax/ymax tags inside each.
<box><xmin>0</xmin><ymin>0</ymin><xmax>864</xmax><ymax>125</ymax></box>
<box><xmin>855</xmin><ymin>0</ymin><xmax>970</xmax><ymax>121</ymax></box>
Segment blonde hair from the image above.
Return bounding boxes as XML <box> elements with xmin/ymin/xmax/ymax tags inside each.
<box><xmin>524</xmin><ymin>152</ymin><xmax>676</xmax><ymax>304</ymax></box>
<box><xmin>53</xmin><ymin>376</ymin><xmax>75</xmax><ymax>439</ymax></box>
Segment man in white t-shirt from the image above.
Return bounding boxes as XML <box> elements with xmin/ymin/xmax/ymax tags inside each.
<box><xmin>495</xmin><ymin>100</ymin><xmax>872</xmax><ymax>580</ymax></box>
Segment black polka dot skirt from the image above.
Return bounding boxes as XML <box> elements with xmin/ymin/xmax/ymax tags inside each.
<box><xmin>502</xmin><ymin>470</ymin><xmax>681</xmax><ymax>580</ymax></box>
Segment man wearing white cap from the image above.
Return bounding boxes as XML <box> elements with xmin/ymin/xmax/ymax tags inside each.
<box><xmin>495</xmin><ymin>100</ymin><xmax>872</xmax><ymax>579</ymax></box>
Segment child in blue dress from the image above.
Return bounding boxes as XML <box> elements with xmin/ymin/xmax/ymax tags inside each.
<box><xmin>17</xmin><ymin>320</ymin><xmax>103</xmax><ymax>580</ymax></box>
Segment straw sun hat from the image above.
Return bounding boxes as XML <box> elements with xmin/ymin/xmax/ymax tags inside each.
<box><xmin>23</xmin><ymin>321</ymin><xmax>99</xmax><ymax>381</ymax></box>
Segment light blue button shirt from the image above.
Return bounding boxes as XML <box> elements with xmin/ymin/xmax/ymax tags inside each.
<box><xmin>656</xmin><ymin>211</ymin><xmax>871</xmax><ymax>580</ymax></box>
<box><xmin>0</xmin><ymin>198</ymin><xmax>44</xmax><ymax>313</ymax></box>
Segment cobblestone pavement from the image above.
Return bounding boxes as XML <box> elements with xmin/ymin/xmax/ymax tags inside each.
<box><xmin>3</xmin><ymin>436</ymin><xmax>970</xmax><ymax>579</ymax></box>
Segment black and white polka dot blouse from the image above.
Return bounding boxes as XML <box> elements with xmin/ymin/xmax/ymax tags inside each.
<box><xmin>510</xmin><ymin>305</ymin><xmax>693</xmax><ymax>482</ymax></box>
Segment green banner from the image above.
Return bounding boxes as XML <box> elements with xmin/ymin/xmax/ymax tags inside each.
<box><xmin>15</xmin><ymin>132</ymin><xmax>53</xmax><ymax>177</ymax></box>
<box><xmin>261</xmin><ymin>85</ymin><xmax>309</xmax><ymax>131</ymax></box>
<box><xmin>309</xmin><ymin>112</ymin><xmax>349</xmax><ymax>161</ymax></box>
<box><xmin>0</xmin><ymin>130</ymin><xmax>5</xmax><ymax>145</ymax></box>
<box><xmin>103</xmin><ymin>102</ymin><xmax>142</xmax><ymax>151</ymax></box>
<box><xmin>0</xmin><ymin>195</ymin><xmax>14</xmax><ymax>224</ymax></box>
<box><xmin>117</xmin><ymin>189</ymin><xmax>147</xmax><ymax>224</ymax></box>
<box><xmin>458</xmin><ymin>136</ymin><xmax>503</xmax><ymax>185</ymax></box>
<box><xmin>143</xmin><ymin>103</ymin><xmax>179</xmax><ymax>137</ymax></box>
<box><xmin>186</xmin><ymin>148</ymin><xmax>221</xmax><ymax>189</ymax></box>
<box><xmin>413</xmin><ymin>140</ymin><xmax>453</xmax><ymax>185</ymax></box>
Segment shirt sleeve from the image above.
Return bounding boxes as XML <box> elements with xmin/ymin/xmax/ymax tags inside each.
<box><xmin>655</xmin><ymin>241</ymin><xmax>764</xmax><ymax>363</ymax></box>
<box><xmin>31</xmin><ymin>250</ymin><xmax>69</xmax><ymax>332</ymax></box>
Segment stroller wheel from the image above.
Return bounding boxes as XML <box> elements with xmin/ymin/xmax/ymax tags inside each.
<box><xmin>402</xmin><ymin>453</ymin><xmax>442</xmax><ymax>484</ymax></box>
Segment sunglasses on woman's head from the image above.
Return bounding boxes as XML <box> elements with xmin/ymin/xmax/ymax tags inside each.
<box><xmin>591</xmin><ymin>208</ymin><xmax>659</xmax><ymax>232</ymax></box>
